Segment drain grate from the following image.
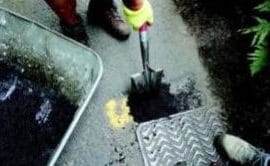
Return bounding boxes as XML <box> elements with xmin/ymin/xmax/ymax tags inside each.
<box><xmin>136</xmin><ymin>107</ymin><xmax>226</xmax><ymax>166</ymax></box>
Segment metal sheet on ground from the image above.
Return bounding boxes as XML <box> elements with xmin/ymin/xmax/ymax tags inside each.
<box><xmin>136</xmin><ymin>107</ymin><xmax>225</xmax><ymax>166</ymax></box>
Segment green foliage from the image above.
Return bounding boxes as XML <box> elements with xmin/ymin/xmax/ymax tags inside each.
<box><xmin>243</xmin><ymin>17</ymin><xmax>270</xmax><ymax>45</ymax></box>
<box><xmin>255</xmin><ymin>0</ymin><xmax>270</xmax><ymax>12</ymax></box>
<box><xmin>244</xmin><ymin>0</ymin><xmax>270</xmax><ymax>75</ymax></box>
<box><xmin>249</xmin><ymin>44</ymin><xmax>268</xmax><ymax>76</ymax></box>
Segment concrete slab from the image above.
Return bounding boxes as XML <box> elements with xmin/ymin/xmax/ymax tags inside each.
<box><xmin>0</xmin><ymin>0</ymin><xmax>218</xmax><ymax>165</ymax></box>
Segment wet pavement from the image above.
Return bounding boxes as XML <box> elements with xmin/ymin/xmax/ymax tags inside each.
<box><xmin>0</xmin><ymin>0</ymin><xmax>218</xmax><ymax>165</ymax></box>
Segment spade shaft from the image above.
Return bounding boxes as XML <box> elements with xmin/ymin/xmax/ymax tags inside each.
<box><xmin>130</xmin><ymin>24</ymin><xmax>164</xmax><ymax>92</ymax></box>
<box><xmin>139</xmin><ymin>25</ymin><xmax>151</xmax><ymax>87</ymax></box>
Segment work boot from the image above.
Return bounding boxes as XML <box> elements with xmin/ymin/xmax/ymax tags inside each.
<box><xmin>60</xmin><ymin>15</ymin><xmax>89</xmax><ymax>46</ymax></box>
<box><xmin>87</xmin><ymin>0</ymin><xmax>131</xmax><ymax>40</ymax></box>
<box><xmin>217</xmin><ymin>134</ymin><xmax>260</xmax><ymax>165</ymax></box>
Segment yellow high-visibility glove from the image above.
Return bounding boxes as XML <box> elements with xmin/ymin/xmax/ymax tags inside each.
<box><xmin>123</xmin><ymin>0</ymin><xmax>154</xmax><ymax>30</ymax></box>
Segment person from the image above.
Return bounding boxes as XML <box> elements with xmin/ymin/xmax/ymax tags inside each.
<box><xmin>216</xmin><ymin>134</ymin><xmax>270</xmax><ymax>166</ymax></box>
<box><xmin>44</xmin><ymin>0</ymin><xmax>154</xmax><ymax>46</ymax></box>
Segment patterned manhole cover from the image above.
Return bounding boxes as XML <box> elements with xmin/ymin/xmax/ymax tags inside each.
<box><xmin>136</xmin><ymin>107</ymin><xmax>226</xmax><ymax>166</ymax></box>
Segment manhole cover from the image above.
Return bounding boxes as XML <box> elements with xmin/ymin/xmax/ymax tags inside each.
<box><xmin>136</xmin><ymin>107</ymin><xmax>225</xmax><ymax>166</ymax></box>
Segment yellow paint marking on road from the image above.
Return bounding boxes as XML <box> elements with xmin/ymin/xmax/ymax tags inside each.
<box><xmin>105</xmin><ymin>97</ymin><xmax>133</xmax><ymax>129</ymax></box>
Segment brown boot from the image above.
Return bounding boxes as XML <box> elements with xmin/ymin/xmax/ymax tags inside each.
<box><xmin>87</xmin><ymin>0</ymin><xmax>131</xmax><ymax>40</ymax></box>
<box><xmin>60</xmin><ymin>15</ymin><xmax>90</xmax><ymax>46</ymax></box>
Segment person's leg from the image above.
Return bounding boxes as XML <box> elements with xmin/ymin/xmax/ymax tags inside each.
<box><xmin>44</xmin><ymin>0</ymin><xmax>78</xmax><ymax>25</ymax></box>
<box><xmin>44</xmin><ymin>0</ymin><xmax>89</xmax><ymax>45</ymax></box>
<box><xmin>87</xmin><ymin>0</ymin><xmax>131</xmax><ymax>40</ymax></box>
<box><xmin>217</xmin><ymin>134</ymin><xmax>270</xmax><ymax>166</ymax></box>
<box><xmin>251</xmin><ymin>152</ymin><xmax>270</xmax><ymax>166</ymax></box>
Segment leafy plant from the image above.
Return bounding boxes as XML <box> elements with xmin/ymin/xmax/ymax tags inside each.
<box><xmin>255</xmin><ymin>0</ymin><xmax>270</xmax><ymax>12</ymax></box>
<box><xmin>243</xmin><ymin>17</ymin><xmax>270</xmax><ymax>46</ymax></box>
<box><xmin>244</xmin><ymin>0</ymin><xmax>270</xmax><ymax>76</ymax></box>
<box><xmin>248</xmin><ymin>44</ymin><xmax>268</xmax><ymax>75</ymax></box>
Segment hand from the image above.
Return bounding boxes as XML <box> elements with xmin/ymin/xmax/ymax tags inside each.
<box><xmin>123</xmin><ymin>0</ymin><xmax>154</xmax><ymax>30</ymax></box>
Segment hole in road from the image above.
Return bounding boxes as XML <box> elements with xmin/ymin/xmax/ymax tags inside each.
<box><xmin>127</xmin><ymin>77</ymin><xmax>203</xmax><ymax>122</ymax></box>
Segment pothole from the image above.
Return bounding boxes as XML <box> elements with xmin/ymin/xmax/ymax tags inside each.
<box><xmin>127</xmin><ymin>76</ymin><xmax>203</xmax><ymax>123</ymax></box>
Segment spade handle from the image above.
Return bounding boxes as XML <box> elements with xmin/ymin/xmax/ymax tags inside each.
<box><xmin>139</xmin><ymin>24</ymin><xmax>151</xmax><ymax>86</ymax></box>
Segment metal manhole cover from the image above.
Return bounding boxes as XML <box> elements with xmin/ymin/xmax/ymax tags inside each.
<box><xmin>136</xmin><ymin>107</ymin><xmax>225</xmax><ymax>166</ymax></box>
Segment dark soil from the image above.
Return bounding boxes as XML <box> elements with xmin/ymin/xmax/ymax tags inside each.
<box><xmin>127</xmin><ymin>76</ymin><xmax>202</xmax><ymax>122</ymax></box>
<box><xmin>175</xmin><ymin>0</ymin><xmax>270</xmax><ymax>153</ymax></box>
<box><xmin>0</xmin><ymin>60</ymin><xmax>77</xmax><ymax>165</ymax></box>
